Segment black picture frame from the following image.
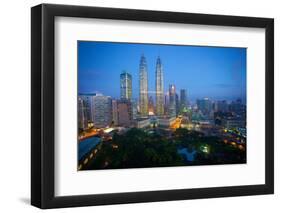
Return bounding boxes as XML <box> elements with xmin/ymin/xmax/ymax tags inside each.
<box><xmin>31</xmin><ymin>3</ymin><xmax>274</xmax><ymax>209</ymax></box>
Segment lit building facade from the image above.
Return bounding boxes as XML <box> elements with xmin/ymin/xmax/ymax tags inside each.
<box><xmin>79</xmin><ymin>93</ymin><xmax>96</xmax><ymax>122</ymax></box>
<box><xmin>158</xmin><ymin>117</ymin><xmax>177</xmax><ymax>127</ymax></box>
<box><xmin>120</xmin><ymin>71</ymin><xmax>132</xmax><ymax>100</ymax></box>
<box><xmin>168</xmin><ymin>84</ymin><xmax>177</xmax><ymax>117</ymax></box>
<box><xmin>155</xmin><ymin>56</ymin><xmax>164</xmax><ymax>116</ymax></box>
<box><xmin>131</xmin><ymin>99</ymin><xmax>138</xmax><ymax>120</ymax></box>
<box><xmin>135</xmin><ymin>118</ymin><xmax>151</xmax><ymax>128</ymax></box>
<box><xmin>176</xmin><ymin>93</ymin><xmax>180</xmax><ymax>116</ymax></box>
<box><xmin>180</xmin><ymin>89</ymin><xmax>187</xmax><ymax>112</ymax></box>
<box><xmin>223</xmin><ymin>119</ymin><xmax>246</xmax><ymax>129</ymax></box>
<box><xmin>139</xmin><ymin>54</ymin><xmax>148</xmax><ymax>117</ymax></box>
<box><xmin>164</xmin><ymin>92</ymin><xmax>169</xmax><ymax>115</ymax></box>
<box><xmin>78</xmin><ymin>97</ymin><xmax>88</xmax><ymax>130</ymax></box>
<box><xmin>197</xmin><ymin>98</ymin><xmax>212</xmax><ymax>115</ymax></box>
<box><xmin>148</xmin><ymin>96</ymin><xmax>154</xmax><ymax>115</ymax></box>
<box><xmin>92</xmin><ymin>95</ymin><xmax>112</xmax><ymax>128</ymax></box>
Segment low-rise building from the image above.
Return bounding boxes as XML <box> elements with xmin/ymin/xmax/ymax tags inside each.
<box><xmin>135</xmin><ymin>118</ymin><xmax>151</xmax><ymax>128</ymax></box>
<box><xmin>158</xmin><ymin>116</ymin><xmax>176</xmax><ymax>127</ymax></box>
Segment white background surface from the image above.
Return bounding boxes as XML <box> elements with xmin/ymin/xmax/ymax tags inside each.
<box><xmin>0</xmin><ymin>0</ymin><xmax>279</xmax><ymax>212</ymax></box>
<box><xmin>55</xmin><ymin>17</ymin><xmax>265</xmax><ymax>196</ymax></box>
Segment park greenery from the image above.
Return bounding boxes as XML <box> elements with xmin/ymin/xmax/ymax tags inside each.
<box><xmin>83</xmin><ymin>128</ymin><xmax>246</xmax><ymax>170</ymax></box>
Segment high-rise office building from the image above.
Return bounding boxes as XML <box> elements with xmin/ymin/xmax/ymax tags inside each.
<box><xmin>169</xmin><ymin>84</ymin><xmax>177</xmax><ymax>117</ymax></box>
<box><xmin>229</xmin><ymin>99</ymin><xmax>244</xmax><ymax>114</ymax></box>
<box><xmin>215</xmin><ymin>100</ymin><xmax>229</xmax><ymax>112</ymax></box>
<box><xmin>139</xmin><ymin>54</ymin><xmax>148</xmax><ymax>117</ymax></box>
<box><xmin>164</xmin><ymin>92</ymin><xmax>169</xmax><ymax>115</ymax></box>
<box><xmin>180</xmin><ymin>89</ymin><xmax>187</xmax><ymax>111</ymax></box>
<box><xmin>120</xmin><ymin>71</ymin><xmax>132</xmax><ymax>100</ymax></box>
<box><xmin>131</xmin><ymin>99</ymin><xmax>138</xmax><ymax>120</ymax></box>
<box><xmin>117</xmin><ymin>99</ymin><xmax>133</xmax><ymax>127</ymax></box>
<box><xmin>78</xmin><ymin>97</ymin><xmax>88</xmax><ymax>130</ymax></box>
<box><xmin>148</xmin><ymin>96</ymin><xmax>155</xmax><ymax>115</ymax></box>
<box><xmin>112</xmin><ymin>99</ymin><xmax>118</xmax><ymax>126</ymax></box>
<box><xmin>176</xmin><ymin>93</ymin><xmax>180</xmax><ymax>116</ymax></box>
<box><xmin>79</xmin><ymin>93</ymin><xmax>96</xmax><ymax>122</ymax></box>
<box><xmin>92</xmin><ymin>95</ymin><xmax>112</xmax><ymax>128</ymax></box>
<box><xmin>197</xmin><ymin>98</ymin><xmax>212</xmax><ymax>115</ymax></box>
<box><xmin>155</xmin><ymin>56</ymin><xmax>164</xmax><ymax>116</ymax></box>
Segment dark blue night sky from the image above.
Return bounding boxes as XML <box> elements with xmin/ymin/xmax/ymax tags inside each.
<box><xmin>78</xmin><ymin>41</ymin><xmax>246</xmax><ymax>102</ymax></box>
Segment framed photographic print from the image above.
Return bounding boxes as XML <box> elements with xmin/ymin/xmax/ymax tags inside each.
<box><xmin>31</xmin><ymin>4</ymin><xmax>274</xmax><ymax>209</ymax></box>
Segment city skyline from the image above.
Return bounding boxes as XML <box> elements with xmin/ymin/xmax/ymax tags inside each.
<box><xmin>78</xmin><ymin>41</ymin><xmax>246</xmax><ymax>102</ymax></box>
<box><xmin>77</xmin><ymin>41</ymin><xmax>247</xmax><ymax>171</ymax></box>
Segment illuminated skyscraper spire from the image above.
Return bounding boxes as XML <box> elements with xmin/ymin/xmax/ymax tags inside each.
<box><xmin>155</xmin><ymin>56</ymin><xmax>164</xmax><ymax>116</ymax></box>
<box><xmin>139</xmin><ymin>54</ymin><xmax>148</xmax><ymax>117</ymax></box>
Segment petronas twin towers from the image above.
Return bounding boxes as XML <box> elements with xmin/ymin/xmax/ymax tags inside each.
<box><xmin>139</xmin><ymin>54</ymin><xmax>164</xmax><ymax>117</ymax></box>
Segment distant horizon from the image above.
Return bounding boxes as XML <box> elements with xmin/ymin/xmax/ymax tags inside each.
<box><xmin>78</xmin><ymin>41</ymin><xmax>246</xmax><ymax>103</ymax></box>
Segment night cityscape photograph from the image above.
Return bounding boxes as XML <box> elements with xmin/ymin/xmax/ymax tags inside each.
<box><xmin>77</xmin><ymin>41</ymin><xmax>247</xmax><ymax>171</ymax></box>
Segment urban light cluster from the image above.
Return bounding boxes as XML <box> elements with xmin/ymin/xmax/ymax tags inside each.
<box><xmin>78</xmin><ymin>54</ymin><xmax>190</xmax><ymax>130</ymax></box>
<box><xmin>78</xmin><ymin>54</ymin><xmax>246</xmax><ymax>133</ymax></box>
<box><xmin>78</xmin><ymin>53</ymin><xmax>247</xmax><ymax>171</ymax></box>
